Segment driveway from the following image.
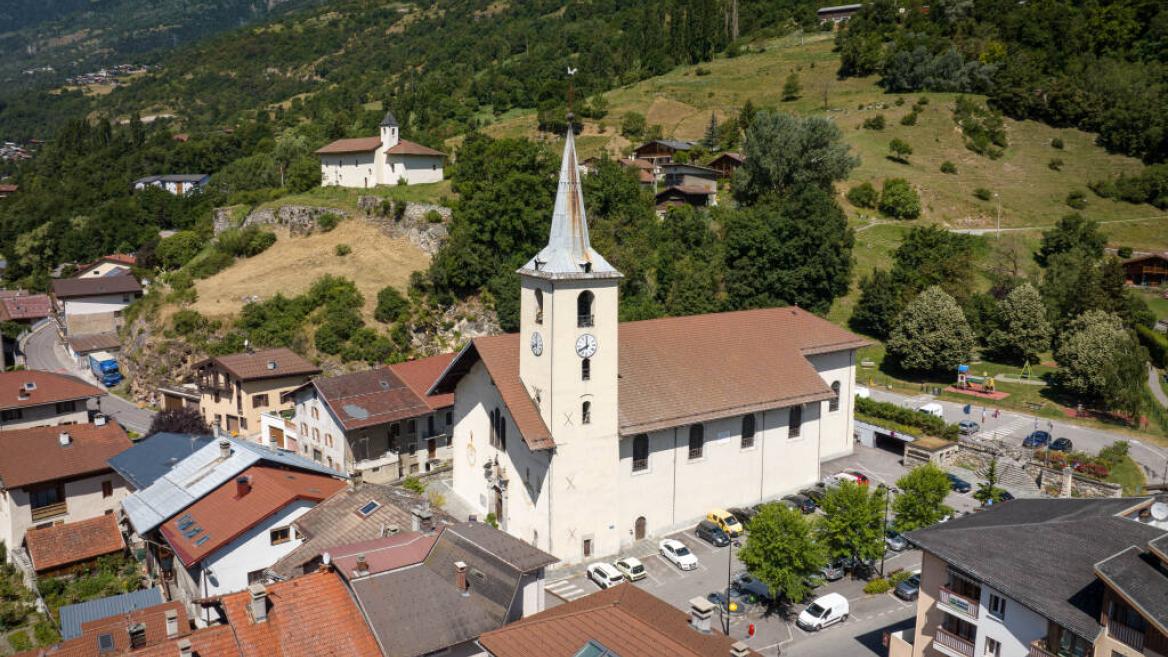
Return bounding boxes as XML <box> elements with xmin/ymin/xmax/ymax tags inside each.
<box><xmin>24</xmin><ymin>322</ymin><xmax>155</xmax><ymax>434</ymax></box>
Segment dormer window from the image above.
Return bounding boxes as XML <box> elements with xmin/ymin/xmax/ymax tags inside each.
<box><xmin>582</xmin><ymin>262</ymin><xmax>592</xmax><ymax>274</ymax></box>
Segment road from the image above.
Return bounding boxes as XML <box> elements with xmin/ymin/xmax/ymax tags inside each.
<box><xmin>868</xmin><ymin>387</ymin><xmax>1168</xmax><ymax>484</ymax></box>
<box><xmin>24</xmin><ymin>322</ymin><xmax>155</xmax><ymax>434</ymax></box>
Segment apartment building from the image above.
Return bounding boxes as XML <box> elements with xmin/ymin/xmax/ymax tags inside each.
<box><xmin>194</xmin><ymin>348</ymin><xmax>320</xmax><ymax>436</ymax></box>
<box><xmin>893</xmin><ymin>497</ymin><xmax>1168</xmax><ymax>657</ymax></box>
<box><xmin>0</xmin><ymin>370</ymin><xmax>103</xmax><ymax>430</ymax></box>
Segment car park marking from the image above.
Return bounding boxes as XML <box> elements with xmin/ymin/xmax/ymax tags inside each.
<box><xmin>545</xmin><ymin>578</ymin><xmax>589</xmax><ymax>602</ymax></box>
<box><xmin>652</xmin><ymin>554</ymin><xmax>685</xmax><ymax>577</ymax></box>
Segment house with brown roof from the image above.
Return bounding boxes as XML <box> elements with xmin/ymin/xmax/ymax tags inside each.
<box><xmin>273</xmin><ymin>352</ymin><xmax>456</xmax><ymax>480</ymax></box>
<box><xmin>0</xmin><ymin>291</ymin><xmax>52</xmax><ymax>368</ymax></box>
<box><xmin>0</xmin><ymin>422</ymin><xmax>132</xmax><ymax>561</ymax></box>
<box><xmin>75</xmin><ymin>254</ymin><xmax>136</xmax><ymax>279</ymax></box>
<box><xmin>193</xmin><ymin>348</ymin><xmax>321</xmax><ymax>437</ymax></box>
<box><xmin>1122</xmin><ymin>251</ymin><xmax>1168</xmax><ymax>287</ymax></box>
<box><xmin>24</xmin><ymin>513</ymin><xmax>126</xmax><ymax>576</ymax></box>
<box><xmin>156</xmin><ymin>464</ymin><xmax>344</xmax><ymax>620</ymax></box>
<box><xmin>708</xmin><ymin>151</ymin><xmax>745</xmax><ymax>179</ymax></box>
<box><xmin>0</xmin><ymin>370</ymin><xmax>104</xmax><ymax>430</ymax></box>
<box><xmin>434</xmin><ymin>125</ymin><xmax>868</xmax><ymax>564</ymax></box>
<box><xmin>50</xmin><ymin>274</ymin><xmax>143</xmax><ymax>337</ymax></box>
<box><xmin>479</xmin><ymin>584</ymin><xmax>758</xmax><ymax>657</ymax></box>
<box><xmin>316</xmin><ymin>111</ymin><xmax>445</xmax><ymax>188</ymax></box>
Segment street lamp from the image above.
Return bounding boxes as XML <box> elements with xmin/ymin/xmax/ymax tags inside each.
<box><xmin>879</xmin><ymin>485</ymin><xmax>897</xmax><ymax>577</ymax></box>
<box><xmin>724</xmin><ymin>539</ymin><xmax>742</xmax><ymax>635</ymax></box>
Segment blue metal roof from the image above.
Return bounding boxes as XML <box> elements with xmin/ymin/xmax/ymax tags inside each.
<box><xmin>108</xmin><ymin>433</ymin><xmax>215</xmax><ymax>490</ymax></box>
<box><xmin>59</xmin><ymin>588</ymin><xmax>163</xmax><ymax>639</ymax></box>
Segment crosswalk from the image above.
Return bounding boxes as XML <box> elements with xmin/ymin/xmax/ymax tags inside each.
<box><xmin>974</xmin><ymin>417</ymin><xmax>1030</xmax><ymax>442</ymax></box>
<box><xmin>545</xmin><ymin>578</ymin><xmax>589</xmax><ymax>602</ymax></box>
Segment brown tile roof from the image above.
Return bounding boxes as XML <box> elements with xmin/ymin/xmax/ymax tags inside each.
<box><xmin>13</xmin><ymin>601</ymin><xmax>200</xmax><ymax>657</ymax></box>
<box><xmin>330</xmin><ymin>532</ymin><xmax>439</xmax><ymax>578</ymax></box>
<box><xmin>385</xmin><ymin>139</ymin><xmax>446</xmax><ymax>157</ymax></box>
<box><xmin>222</xmin><ymin>570</ymin><xmax>382</xmax><ymax>657</ymax></box>
<box><xmin>26</xmin><ymin>514</ymin><xmax>125</xmax><ymax>572</ymax></box>
<box><xmin>66</xmin><ymin>333</ymin><xmax>122</xmax><ymax>354</ymax></box>
<box><xmin>50</xmin><ymin>275</ymin><xmax>142</xmax><ymax>299</ymax></box>
<box><xmin>0</xmin><ymin>184</ymin><xmax>18</xmax><ymax>193</ymax></box>
<box><xmin>160</xmin><ymin>465</ymin><xmax>345</xmax><ymax>566</ymax></box>
<box><xmin>389</xmin><ymin>352</ymin><xmax>456</xmax><ymax>410</ymax></box>
<box><xmin>132</xmin><ymin>625</ymin><xmax>240</xmax><ymax>657</ymax></box>
<box><xmin>310</xmin><ymin>367</ymin><xmax>432</xmax><ymax>431</ymax></box>
<box><xmin>656</xmin><ymin>184</ymin><xmax>715</xmax><ymax>198</ymax></box>
<box><xmin>708</xmin><ymin>151</ymin><xmax>745</xmax><ymax>165</ymax></box>
<box><xmin>618</xmin><ymin>158</ymin><xmax>655</xmax><ymax>171</ymax></box>
<box><xmin>314</xmin><ymin>136</ymin><xmax>383</xmax><ymax>154</ymax></box>
<box><xmin>0</xmin><ymin>294</ymin><xmax>52</xmax><ymax>321</ymax></box>
<box><xmin>268</xmin><ymin>483</ymin><xmax>453</xmax><ymax>578</ymax></box>
<box><xmin>479</xmin><ymin>585</ymin><xmax>760</xmax><ymax>657</ymax></box>
<box><xmin>0</xmin><ymin>423</ymin><xmax>130</xmax><ymax>489</ymax></box>
<box><xmin>436</xmin><ymin>307</ymin><xmax>869</xmax><ymax>444</ymax></box>
<box><xmin>0</xmin><ymin>370</ymin><xmax>105</xmax><ymax>411</ymax></box>
<box><xmin>197</xmin><ymin>348</ymin><xmax>321</xmax><ymax>382</ymax></box>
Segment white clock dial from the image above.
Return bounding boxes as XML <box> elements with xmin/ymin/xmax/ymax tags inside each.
<box><xmin>575</xmin><ymin>333</ymin><xmax>598</xmax><ymax>359</ymax></box>
<box><xmin>530</xmin><ymin>331</ymin><xmax>544</xmax><ymax>356</ymax></box>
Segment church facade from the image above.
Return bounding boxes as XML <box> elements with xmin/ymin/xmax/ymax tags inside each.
<box><xmin>433</xmin><ymin>127</ymin><xmax>868</xmax><ymax>564</ymax></box>
<box><xmin>315</xmin><ymin>111</ymin><xmax>445</xmax><ymax>188</ymax></box>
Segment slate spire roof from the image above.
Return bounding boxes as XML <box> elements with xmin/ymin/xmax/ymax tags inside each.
<box><xmin>380</xmin><ymin>110</ymin><xmax>398</xmax><ymax>127</ymax></box>
<box><xmin>518</xmin><ymin>127</ymin><xmax>620</xmax><ymax>280</ymax></box>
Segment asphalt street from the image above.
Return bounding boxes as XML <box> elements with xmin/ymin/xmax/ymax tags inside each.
<box><xmin>23</xmin><ymin>322</ymin><xmax>155</xmax><ymax>434</ymax></box>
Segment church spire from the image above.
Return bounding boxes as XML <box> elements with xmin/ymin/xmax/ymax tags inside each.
<box><xmin>518</xmin><ymin>126</ymin><xmax>621</xmax><ymax>280</ymax></box>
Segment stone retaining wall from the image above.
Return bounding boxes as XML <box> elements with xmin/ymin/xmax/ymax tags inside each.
<box><xmin>240</xmin><ymin>205</ymin><xmax>351</xmax><ymax>236</ymax></box>
<box><xmin>358</xmin><ymin>196</ymin><xmax>451</xmax><ymax>255</ymax></box>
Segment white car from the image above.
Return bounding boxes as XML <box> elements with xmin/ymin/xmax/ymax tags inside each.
<box><xmin>659</xmin><ymin>538</ymin><xmax>699</xmax><ymax>571</ymax></box>
<box><xmin>586</xmin><ymin>562</ymin><xmax>625</xmax><ymax>589</ymax></box>
<box><xmin>797</xmin><ymin>592</ymin><xmax>850</xmax><ymax>631</ymax></box>
<box><xmin>614</xmin><ymin>557</ymin><xmax>647</xmax><ymax>582</ymax></box>
<box><xmin>825</xmin><ymin>472</ymin><xmax>861</xmax><ymax>487</ymax></box>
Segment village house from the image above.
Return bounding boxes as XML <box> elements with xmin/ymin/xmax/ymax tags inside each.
<box><xmin>655</xmin><ymin>184</ymin><xmax>717</xmax><ymax>213</ymax></box>
<box><xmin>66</xmin><ymin>333</ymin><xmax>123</xmax><ymax>366</ymax></box>
<box><xmin>0</xmin><ymin>291</ymin><xmax>53</xmax><ymax>368</ymax></box>
<box><xmin>57</xmin><ymin>588</ymin><xmax>165</xmax><ymax>639</ymax></box>
<box><xmin>632</xmin><ymin>139</ymin><xmax>696</xmax><ymax>166</ymax></box>
<box><xmin>1122</xmin><ymin>252</ymin><xmax>1168</xmax><ymax>288</ymax></box>
<box><xmin>619</xmin><ymin>157</ymin><xmax>658</xmax><ymax>189</ymax></box>
<box><xmin>75</xmin><ymin>254</ymin><xmax>136</xmax><ymax>279</ymax></box>
<box><xmin>818</xmin><ymin>3</ymin><xmax>863</xmax><ymax>23</ymax></box>
<box><xmin>892</xmin><ymin>497</ymin><xmax>1168</xmax><ymax>657</ymax></box>
<box><xmin>274</xmin><ymin>353</ymin><xmax>455</xmax><ymax>480</ymax></box>
<box><xmin>50</xmin><ymin>274</ymin><xmax>143</xmax><ymax>337</ymax></box>
<box><xmin>0</xmin><ymin>422</ymin><xmax>132</xmax><ymax>565</ymax></box>
<box><xmin>194</xmin><ymin>348</ymin><xmax>321</xmax><ymax>436</ymax></box>
<box><xmin>316</xmin><ymin>111</ymin><xmax>445</xmax><ymax>188</ymax></box>
<box><xmin>132</xmin><ymin>174</ymin><xmax>210</xmax><ymax>196</ymax></box>
<box><xmin>707</xmin><ymin>151</ymin><xmax>745</xmax><ymax>179</ymax></box>
<box><xmin>0</xmin><ymin>183</ymin><xmax>18</xmax><ymax>198</ymax></box>
<box><xmin>24</xmin><ymin>513</ymin><xmax>126</xmax><ymax>577</ymax></box>
<box><xmin>433</xmin><ymin>126</ymin><xmax>867</xmax><ymax>564</ymax></box>
<box><xmin>0</xmin><ymin>370</ymin><xmax>104</xmax><ymax>430</ymax></box>
<box><xmin>479</xmin><ymin>584</ymin><xmax>759</xmax><ymax>657</ymax></box>
<box><xmin>339</xmin><ymin>520</ymin><xmax>557</xmax><ymax>657</ymax></box>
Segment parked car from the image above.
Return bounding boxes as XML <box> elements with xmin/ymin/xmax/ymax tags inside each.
<box><xmin>1023</xmin><ymin>430</ymin><xmax>1052</xmax><ymax>448</ymax></box>
<box><xmin>845</xmin><ymin>470</ymin><xmax>870</xmax><ymax>486</ymax></box>
<box><xmin>732</xmin><ymin>573</ymin><xmax>776</xmax><ymax>604</ymax></box>
<box><xmin>796</xmin><ymin>593</ymin><xmax>850</xmax><ymax>631</ymax></box>
<box><xmin>660</xmin><ymin>539</ymin><xmax>698</xmax><ymax>571</ymax></box>
<box><xmin>918</xmin><ymin>403</ymin><xmax>944</xmax><ymax>418</ymax></box>
<box><xmin>894</xmin><ymin>573</ymin><xmax>921</xmax><ymax>601</ymax></box>
<box><xmin>614</xmin><ymin>557</ymin><xmax>646</xmax><ymax>582</ymax></box>
<box><xmin>696</xmin><ymin>520</ymin><xmax>731</xmax><ymax>547</ymax></box>
<box><xmin>587</xmin><ymin>562</ymin><xmax>625</xmax><ymax>589</ymax></box>
<box><xmin>1050</xmin><ymin>437</ymin><xmax>1073</xmax><ymax>452</ymax></box>
<box><xmin>947</xmin><ymin>473</ymin><xmax>972</xmax><ymax>493</ymax></box>
<box><xmin>826</xmin><ymin>472</ymin><xmax>860</xmax><ymax>487</ymax></box>
<box><xmin>707</xmin><ymin>509</ymin><xmax>744</xmax><ymax>537</ymax></box>
<box><xmin>958</xmin><ymin>420</ymin><xmax>980</xmax><ymax>435</ymax></box>
<box><xmin>727</xmin><ymin>506</ymin><xmax>758</xmax><ymax>529</ymax></box>
<box><xmin>801</xmin><ymin>486</ymin><xmax>827</xmax><ymax>503</ymax></box>
<box><xmin>820</xmin><ymin>560</ymin><xmax>845</xmax><ymax>582</ymax></box>
<box><xmin>783</xmin><ymin>494</ymin><xmax>817</xmax><ymax>514</ymax></box>
<box><xmin>885</xmin><ymin>528</ymin><xmax>908</xmax><ymax>552</ymax></box>
<box><xmin>998</xmin><ymin>490</ymin><xmax>1015</xmax><ymax>502</ymax></box>
<box><xmin>707</xmin><ymin>589</ymin><xmax>750</xmax><ymax>615</ymax></box>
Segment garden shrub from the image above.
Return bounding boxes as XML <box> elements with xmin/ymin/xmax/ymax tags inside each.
<box><xmin>862</xmin><ymin>115</ymin><xmax>886</xmax><ymax>130</ymax></box>
<box><xmin>940</xmin><ymin>161</ymin><xmax>957</xmax><ymax>174</ymax></box>
<box><xmin>974</xmin><ymin>187</ymin><xmax>993</xmax><ymax>201</ymax></box>
<box><xmin>317</xmin><ymin>213</ymin><xmax>341</xmax><ymax>232</ymax></box>
<box><xmin>847</xmin><ymin>182</ymin><xmax>879</xmax><ymax>209</ymax></box>
<box><xmin>864</xmin><ymin>579</ymin><xmax>893</xmax><ymax>594</ymax></box>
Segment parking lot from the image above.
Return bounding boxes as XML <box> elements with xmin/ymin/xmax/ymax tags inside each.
<box><xmin>541</xmin><ymin>443</ymin><xmax>993</xmax><ymax>656</ymax></box>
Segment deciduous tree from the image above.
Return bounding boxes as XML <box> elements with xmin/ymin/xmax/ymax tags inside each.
<box><xmin>733</xmin><ymin>111</ymin><xmax>859</xmax><ymax>204</ymax></box>
<box><xmin>148</xmin><ymin>407</ymin><xmax>211</xmax><ymax>436</ymax></box>
<box><xmin>892</xmin><ymin>464</ymin><xmax>953</xmax><ymax>531</ymax></box>
<box><xmin>1054</xmin><ymin>310</ymin><xmax>1147</xmax><ymax>417</ymax></box>
<box><xmin>817</xmin><ymin>482</ymin><xmax>887</xmax><ymax>572</ymax></box>
<box><xmin>985</xmin><ymin>282</ymin><xmax>1052</xmax><ymax>363</ymax></box>
<box><xmin>887</xmin><ymin>286</ymin><xmax>975</xmax><ymax>373</ymax></box>
<box><xmin>739</xmin><ymin>503</ymin><xmax>826</xmax><ymax>604</ymax></box>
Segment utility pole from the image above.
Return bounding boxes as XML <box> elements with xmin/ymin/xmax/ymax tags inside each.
<box><xmin>994</xmin><ymin>192</ymin><xmax>1001</xmax><ymax>239</ymax></box>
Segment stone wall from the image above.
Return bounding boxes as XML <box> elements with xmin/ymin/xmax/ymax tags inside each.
<box><xmin>1025</xmin><ymin>463</ymin><xmax>1123</xmax><ymax>498</ymax></box>
<box><xmin>358</xmin><ymin>196</ymin><xmax>451</xmax><ymax>255</ymax></box>
<box><xmin>238</xmin><ymin>205</ymin><xmax>351</xmax><ymax>236</ymax></box>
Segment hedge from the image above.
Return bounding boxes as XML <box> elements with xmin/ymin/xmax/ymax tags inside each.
<box><xmin>1137</xmin><ymin>325</ymin><xmax>1167</xmax><ymax>369</ymax></box>
<box><xmin>856</xmin><ymin>397</ymin><xmax>959</xmax><ymax>440</ymax></box>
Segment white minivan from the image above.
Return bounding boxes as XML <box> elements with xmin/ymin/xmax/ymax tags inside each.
<box><xmin>797</xmin><ymin>592</ymin><xmax>850</xmax><ymax>631</ymax></box>
<box><xmin>918</xmin><ymin>402</ymin><xmax>944</xmax><ymax>418</ymax></box>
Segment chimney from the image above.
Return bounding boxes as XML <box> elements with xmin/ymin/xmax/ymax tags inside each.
<box><xmin>317</xmin><ymin>552</ymin><xmax>333</xmax><ymax>573</ymax></box>
<box><xmin>164</xmin><ymin>609</ymin><xmax>179</xmax><ymax>638</ymax></box>
<box><xmin>688</xmin><ymin>597</ymin><xmax>714</xmax><ymax>634</ymax></box>
<box><xmin>454</xmin><ymin>561</ymin><xmax>469</xmax><ymax>596</ymax></box>
<box><xmin>730</xmin><ymin>642</ymin><xmax>750</xmax><ymax>657</ymax></box>
<box><xmin>354</xmin><ymin>553</ymin><xmax>369</xmax><ymax>576</ymax></box>
<box><xmin>17</xmin><ymin>389</ymin><xmax>28</xmax><ymax>400</ymax></box>
<box><xmin>177</xmin><ymin>639</ymin><xmax>192</xmax><ymax>657</ymax></box>
<box><xmin>218</xmin><ymin>440</ymin><xmax>231</xmax><ymax>459</ymax></box>
<box><xmin>94</xmin><ymin>414</ymin><xmax>107</xmax><ymax>426</ymax></box>
<box><xmin>348</xmin><ymin>470</ymin><xmax>363</xmax><ymax>490</ymax></box>
<box><xmin>248</xmin><ymin>583</ymin><xmax>268</xmax><ymax>623</ymax></box>
<box><xmin>235</xmin><ymin>475</ymin><xmax>251</xmax><ymax>497</ymax></box>
<box><xmin>58</xmin><ymin>431</ymin><xmax>72</xmax><ymax>446</ymax></box>
<box><xmin>267</xmin><ymin>360</ymin><xmax>277</xmax><ymax>370</ymax></box>
<box><xmin>411</xmin><ymin>506</ymin><xmax>432</xmax><ymax>533</ymax></box>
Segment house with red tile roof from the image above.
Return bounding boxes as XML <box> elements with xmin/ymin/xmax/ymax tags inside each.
<box><xmin>11</xmin><ymin>600</ymin><xmax>221</xmax><ymax>657</ymax></box>
<box><xmin>193</xmin><ymin>348</ymin><xmax>321</xmax><ymax>437</ymax></box>
<box><xmin>433</xmin><ymin>125</ymin><xmax>870</xmax><ymax>564</ymax></box>
<box><xmin>156</xmin><ymin>465</ymin><xmax>345</xmax><ymax>623</ymax></box>
<box><xmin>24</xmin><ymin>513</ymin><xmax>126</xmax><ymax>576</ymax></box>
<box><xmin>0</xmin><ymin>370</ymin><xmax>105</xmax><ymax>430</ymax></box>
<box><xmin>0</xmin><ymin>422</ymin><xmax>132</xmax><ymax>558</ymax></box>
<box><xmin>316</xmin><ymin>111</ymin><xmax>444</xmax><ymax>188</ymax></box>
<box><xmin>75</xmin><ymin>254</ymin><xmax>137</xmax><ymax>279</ymax></box>
<box><xmin>269</xmin><ymin>352</ymin><xmax>456</xmax><ymax>482</ymax></box>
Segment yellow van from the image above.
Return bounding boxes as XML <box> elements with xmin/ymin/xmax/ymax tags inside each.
<box><xmin>707</xmin><ymin>508</ymin><xmax>744</xmax><ymax>537</ymax></box>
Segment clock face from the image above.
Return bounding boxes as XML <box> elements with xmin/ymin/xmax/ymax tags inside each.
<box><xmin>530</xmin><ymin>331</ymin><xmax>544</xmax><ymax>356</ymax></box>
<box><xmin>575</xmin><ymin>333</ymin><xmax>598</xmax><ymax>359</ymax></box>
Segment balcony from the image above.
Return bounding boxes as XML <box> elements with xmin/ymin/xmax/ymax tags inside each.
<box><xmin>933</xmin><ymin>628</ymin><xmax>975</xmax><ymax>657</ymax></box>
<box><xmin>1028</xmin><ymin>640</ymin><xmax>1057</xmax><ymax>657</ymax></box>
<box><xmin>1107</xmin><ymin>621</ymin><xmax>1145</xmax><ymax>652</ymax></box>
<box><xmin>30</xmin><ymin>501</ymin><xmax>68</xmax><ymax>522</ymax></box>
<box><xmin>938</xmin><ymin>586</ymin><xmax>980</xmax><ymax>621</ymax></box>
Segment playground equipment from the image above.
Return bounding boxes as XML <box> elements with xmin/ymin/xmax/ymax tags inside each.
<box><xmin>956</xmin><ymin>364</ymin><xmax>996</xmax><ymax>392</ymax></box>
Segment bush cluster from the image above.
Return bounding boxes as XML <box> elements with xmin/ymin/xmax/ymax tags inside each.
<box><xmin>862</xmin><ymin>114</ymin><xmax>887</xmax><ymax>131</ymax></box>
<box><xmin>856</xmin><ymin>397</ymin><xmax>959</xmax><ymax>440</ymax></box>
<box><xmin>953</xmin><ymin>96</ymin><xmax>1007</xmax><ymax>159</ymax></box>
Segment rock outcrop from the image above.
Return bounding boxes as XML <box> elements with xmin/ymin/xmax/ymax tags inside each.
<box><xmin>358</xmin><ymin>196</ymin><xmax>451</xmax><ymax>255</ymax></box>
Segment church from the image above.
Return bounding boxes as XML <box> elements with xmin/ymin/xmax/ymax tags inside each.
<box><xmin>431</xmin><ymin>125</ymin><xmax>869</xmax><ymax>564</ymax></box>
<box><xmin>315</xmin><ymin>111</ymin><xmax>445</xmax><ymax>188</ymax></box>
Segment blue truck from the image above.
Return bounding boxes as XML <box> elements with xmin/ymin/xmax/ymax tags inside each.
<box><xmin>88</xmin><ymin>351</ymin><xmax>124</xmax><ymax>387</ymax></box>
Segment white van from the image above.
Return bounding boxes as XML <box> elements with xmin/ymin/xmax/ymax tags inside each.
<box><xmin>796</xmin><ymin>592</ymin><xmax>850</xmax><ymax>631</ymax></box>
<box><xmin>918</xmin><ymin>402</ymin><xmax>944</xmax><ymax>418</ymax></box>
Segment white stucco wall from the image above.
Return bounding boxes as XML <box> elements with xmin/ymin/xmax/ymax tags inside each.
<box><xmin>319</xmin><ymin>152</ymin><xmax>378</xmax><ymax>188</ymax></box>
<box><xmin>807</xmin><ymin>349</ymin><xmax>858</xmax><ymax>461</ymax></box>
<box><xmin>0</xmin><ymin>402</ymin><xmax>90</xmax><ymax>431</ymax></box>
<box><xmin>386</xmin><ymin>155</ymin><xmax>444</xmax><ymax>185</ymax></box>
<box><xmin>61</xmin><ymin>295</ymin><xmax>136</xmax><ymax>317</ymax></box>
<box><xmin>195</xmin><ymin>499</ymin><xmax>315</xmax><ymax>597</ymax></box>
<box><xmin>78</xmin><ymin>263</ymin><xmax>132</xmax><ymax>279</ymax></box>
<box><xmin>1</xmin><ymin>472</ymin><xmax>128</xmax><ymax>552</ymax></box>
<box><xmin>975</xmin><ymin>585</ymin><xmax>1049</xmax><ymax>657</ymax></box>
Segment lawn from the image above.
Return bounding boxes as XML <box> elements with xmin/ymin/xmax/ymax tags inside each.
<box><xmin>260</xmin><ymin>180</ymin><xmax>454</xmax><ymax>214</ymax></box>
<box><xmin>1107</xmin><ymin>455</ymin><xmax>1147</xmax><ymax>496</ymax></box>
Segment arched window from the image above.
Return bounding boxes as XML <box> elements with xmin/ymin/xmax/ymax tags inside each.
<box><xmin>741</xmin><ymin>414</ymin><xmax>756</xmax><ymax>449</ymax></box>
<box><xmin>534</xmin><ymin>289</ymin><xmax>544</xmax><ymax>324</ymax></box>
<box><xmin>577</xmin><ymin>291</ymin><xmax>594</xmax><ymax>327</ymax></box>
<box><xmin>632</xmin><ymin>434</ymin><xmax>649</xmax><ymax>472</ymax></box>
<box><xmin>499</xmin><ymin>417</ymin><xmax>507</xmax><ymax>450</ymax></box>
<box><xmin>688</xmin><ymin>424</ymin><xmax>704</xmax><ymax>460</ymax></box>
<box><xmin>581</xmin><ymin>358</ymin><xmax>591</xmax><ymax>381</ymax></box>
<box><xmin>829</xmin><ymin>381</ymin><xmax>841</xmax><ymax>412</ymax></box>
<box><xmin>581</xmin><ymin>401</ymin><xmax>591</xmax><ymax>425</ymax></box>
